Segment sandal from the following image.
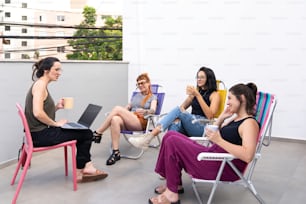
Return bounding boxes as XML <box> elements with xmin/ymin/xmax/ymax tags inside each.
<box><xmin>154</xmin><ymin>185</ymin><xmax>184</xmax><ymax>194</ymax></box>
<box><xmin>148</xmin><ymin>195</ymin><xmax>180</xmax><ymax>204</ymax></box>
<box><xmin>106</xmin><ymin>150</ymin><xmax>121</xmax><ymax>165</ymax></box>
<box><xmin>77</xmin><ymin>169</ymin><xmax>108</xmax><ymax>183</ymax></box>
<box><xmin>92</xmin><ymin>131</ymin><xmax>102</xmax><ymax>143</ymax></box>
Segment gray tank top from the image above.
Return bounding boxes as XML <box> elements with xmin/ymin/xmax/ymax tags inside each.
<box><xmin>130</xmin><ymin>92</ymin><xmax>157</xmax><ymax>112</ymax></box>
<box><xmin>25</xmin><ymin>84</ymin><xmax>56</xmax><ymax>132</ymax></box>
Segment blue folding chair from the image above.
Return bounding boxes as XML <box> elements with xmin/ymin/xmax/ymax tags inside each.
<box><xmin>121</xmin><ymin>84</ymin><xmax>166</xmax><ymax>159</ymax></box>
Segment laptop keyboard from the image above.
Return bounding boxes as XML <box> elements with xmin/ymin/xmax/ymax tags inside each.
<box><xmin>66</xmin><ymin>122</ymin><xmax>82</xmax><ymax>127</ymax></box>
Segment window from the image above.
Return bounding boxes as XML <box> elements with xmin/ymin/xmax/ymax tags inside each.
<box><xmin>56</xmin><ymin>31</ymin><xmax>64</xmax><ymax>36</ymax></box>
<box><xmin>39</xmin><ymin>15</ymin><xmax>46</xmax><ymax>23</ymax></box>
<box><xmin>22</xmin><ymin>3</ymin><xmax>27</xmax><ymax>8</ymax></box>
<box><xmin>5</xmin><ymin>0</ymin><xmax>11</xmax><ymax>4</ymax></box>
<box><xmin>3</xmin><ymin>39</ymin><xmax>10</xmax><ymax>44</ymax></box>
<box><xmin>39</xmin><ymin>31</ymin><xmax>46</xmax><ymax>37</ymax></box>
<box><xmin>5</xmin><ymin>26</ymin><xmax>10</xmax><ymax>31</ymax></box>
<box><xmin>57</xmin><ymin>46</ymin><xmax>65</xmax><ymax>53</ymax></box>
<box><xmin>57</xmin><ymin>15</ymin><xmax>65</xmax><ymax>22</ymax></box>
<box><xmin>21</xmin><ymin>54</ymin><xmax>30</xmax><ymax>59</ymax></box>
<box><xmin>21</xmin><ymin>41</ymin><xmax>27</xmax><ymax>46</ymax></box>
<box><xmin>5</xmin><ymin>12</ymin><xmax>11</xmax><ymax>18</ymax></box>
<box><xmin>4</xmin><ymin>53</ymin><xmax>11</xmax><ymax>59</ymax></box>
<box><xmin>22</xmin><ymin>16</ymin><xmax>27</xmax><ymax>21</ymax></box>
<box><xmin>21</xmin><ymin>28</ymin><xmax>27</xmax><ymax>33</ymax></box>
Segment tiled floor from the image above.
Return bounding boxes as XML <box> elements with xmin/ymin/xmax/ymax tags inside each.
<box><xmin>1</xmin><ymin>132</ymin><xmax>306</xmax><ymax>204</ymax></box>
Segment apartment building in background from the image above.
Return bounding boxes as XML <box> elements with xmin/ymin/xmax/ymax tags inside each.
<box><xmin>0</xmin><ymin>0</ymin><xmax>104</xmax><ymax>60</ymax></box>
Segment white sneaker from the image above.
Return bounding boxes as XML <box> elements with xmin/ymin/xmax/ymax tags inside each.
<box><xmin>128</xmin><ymin>133</ymin><xmax>153</xmax><ymax>150</ymax></box>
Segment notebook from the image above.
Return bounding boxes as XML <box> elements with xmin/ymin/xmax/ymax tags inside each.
<box><xmin>61</xmin><ymin>104</ymin><xmax>102</xmax><ymax>130</ymax></box>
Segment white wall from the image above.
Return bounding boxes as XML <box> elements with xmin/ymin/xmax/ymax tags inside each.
<box><xmin>123</xmin><ymin>1</ymin><xmax>306</xmax><ymax>140</ymax></box>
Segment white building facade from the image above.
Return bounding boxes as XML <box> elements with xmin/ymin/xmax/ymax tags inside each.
<box><xmin>0</xmin><ymin>0</ymin><xmax>104</xmax><ymax>60</ymax></box>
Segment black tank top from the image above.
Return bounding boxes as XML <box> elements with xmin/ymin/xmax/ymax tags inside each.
<box><xmin>191</xmin><ymin>89</ymin><xmax>213</xmax><ymax>117</ymax></box>
<box><xmin>220</xmin><ymin>117</ymin><xmax>259</xmax><ymax>145</ymax></box>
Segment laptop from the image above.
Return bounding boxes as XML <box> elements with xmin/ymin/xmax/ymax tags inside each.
<box><xmin>61</xmin><ymin>104</ymin><xmax>102</xmax><ymax>130</ymax></box>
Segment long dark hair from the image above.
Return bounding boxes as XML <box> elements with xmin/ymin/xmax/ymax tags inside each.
<box><xmin>229</xmin><ymin>82</ymin><xmax>257</xmax><ymax>115</ymax></box>
<box><xmin>196</xmin><ymin>66</ymin><xmax>217</xmax><ymax>92</ymax></box>
<box><xmin>31</xmin><ymin>57</ymin><xmax>60</xmax><ymax>81</ymax></box>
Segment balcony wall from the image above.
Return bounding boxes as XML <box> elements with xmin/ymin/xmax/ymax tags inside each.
<box><xmin>0</xmin><ymin>60</ymin><xmax>129</xmax><ymax>167</ymax></box>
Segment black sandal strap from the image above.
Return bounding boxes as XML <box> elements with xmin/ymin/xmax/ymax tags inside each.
<box><xmin>93</xmin><ymin>131</ymin><xmax>102</xmax><ymax>143</ymax></box>
<box><xmin>93</xmin><ymin>131</ymin><xmax>102</xmax><ymax>137</ymax></box>
<box><xmin>106</xmin><ymin>150</ymin><xmax>121</xmax><ymax>165</ymax></box>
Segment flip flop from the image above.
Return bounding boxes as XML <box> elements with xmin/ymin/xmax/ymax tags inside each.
<box><xmin>78</xmin><ymin>169</ymin><xmax>108</xmax><ymax>183</ymax></box>
<box><xmin>148</xmin><ymin>195</ymin><xmax>180</xmax><ymax>204</ymax></box>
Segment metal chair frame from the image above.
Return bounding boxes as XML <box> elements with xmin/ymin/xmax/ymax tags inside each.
<box><xmin>119</xmin><ymin>84</ymin><xmax>166</xmax><ymax>159</ymax></box>
<box><xmin>191</xmin><ymin>92</ymin><xmax>277</xmax><ymax>204</ymax></box>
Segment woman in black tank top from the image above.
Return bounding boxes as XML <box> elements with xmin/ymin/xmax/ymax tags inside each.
<box><xmin>128</xmin><ymin>66</ymin><xmax>221</xmax><ymax>150</ymax></box>
<box><xmin>148</xmin><ymin>82</ymin><xmax>260</xmax><ymax>204</ymax></box>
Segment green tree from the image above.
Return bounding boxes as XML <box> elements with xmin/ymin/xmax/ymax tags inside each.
<box><xmin>100</xmin><ymin>15</ymin><xmax>122</xmax><ymax>60</ymax></box>
<box><xmin>66</xmin><ymin>6</ymin><xmax>122</xmax><ymax>60</ymax></box>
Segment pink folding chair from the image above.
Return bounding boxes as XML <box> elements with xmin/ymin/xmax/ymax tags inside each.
<box><xmin>11</xmin><ymin>103</ymin><xmax>77</xmax><ymax>204</ymax></box>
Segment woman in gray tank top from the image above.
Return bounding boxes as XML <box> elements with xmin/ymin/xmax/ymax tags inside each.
<box><xmin>92</xmin><ymin>73</ymin><xmax>158</xmax><ymax>165</ymax></box>
<box><xmin>25</xmin><ymin>57</ymin><xmax>108</xmax><ymax>183</ymax></box>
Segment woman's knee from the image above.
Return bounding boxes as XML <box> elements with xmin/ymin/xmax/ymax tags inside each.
<box><xmin>173</xmin><ymin>118</ymin><xmax>180</xmax><ymax>123</ymax></box>
<box><xmin>110</xmin><ymin>115</ymin><xmax>123</xmax><ymax>127</ymax></box>
<box><xmin>112</xmin><ymin>106</ymin><xmax>125</xmax><ymax>113</ymax></box>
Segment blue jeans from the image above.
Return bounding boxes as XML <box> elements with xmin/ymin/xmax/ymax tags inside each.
<box><xmin>157</xmin><ymin>106</ymin><xmax>207</xmax><ymax>137</ymax></box>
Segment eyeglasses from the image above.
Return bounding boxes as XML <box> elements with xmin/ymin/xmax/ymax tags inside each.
<box><xmin>196</xmin><ymin>76</ymin><xmax>206</xmax><ymax>80</ymax></box>
<box><xmin>136</xmin><ymin>81</ymin><xmax>147</xmax><ymax>87</ymax></box>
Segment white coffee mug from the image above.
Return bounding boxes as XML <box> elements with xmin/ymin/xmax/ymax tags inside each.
<box><xmin>206</xmin><ymin>124</ymin><xmax>219</xmax><ymax>131</ymax></box>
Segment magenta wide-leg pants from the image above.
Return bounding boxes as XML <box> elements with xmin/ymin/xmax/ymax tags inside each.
<box><xmin>154</xmin><ymin>131</ymin><xmax>247</xmax><ymax>193</ymax></box>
